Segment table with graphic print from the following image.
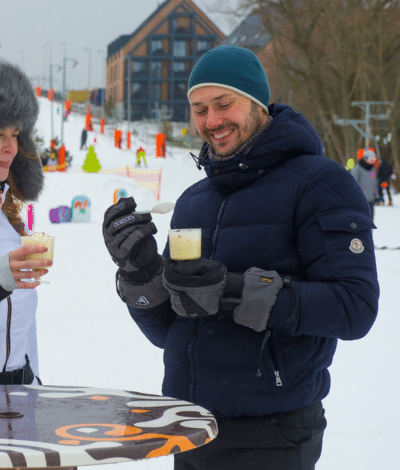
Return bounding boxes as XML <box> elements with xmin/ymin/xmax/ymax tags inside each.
<box><xmin>0</xmin><ymin>384</ymin><xmax>217</xmax><ymax>469</ymax></box>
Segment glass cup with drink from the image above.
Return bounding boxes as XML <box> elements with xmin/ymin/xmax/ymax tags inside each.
<box><xmin>20</xmin><ymin>232</ymin><xmax>55</xmax><ymax>284</ymax></box>
<box><xmin>168</xmin><ymin>228</ymin><xmax>202</xmax><ymax>261</ymax></box>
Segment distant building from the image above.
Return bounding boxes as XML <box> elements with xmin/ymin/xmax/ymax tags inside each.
<box><xmin>106</xmin><ymin>0</ymin><xmax>225</xmax><ymax>123</ymax></box>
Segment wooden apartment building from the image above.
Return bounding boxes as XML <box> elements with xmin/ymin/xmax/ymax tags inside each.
<box><xmin>106</xmin><ymin>0</ymin><xmax>225</xmax><ymax>123</ymax></box>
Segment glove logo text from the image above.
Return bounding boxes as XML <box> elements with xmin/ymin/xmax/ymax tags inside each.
<box><xmin>113</xmin><ymin>215</ymin><xmax>135</xmax><ymax>227</ymax></box>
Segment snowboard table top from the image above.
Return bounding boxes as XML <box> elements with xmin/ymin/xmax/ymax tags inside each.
<box><xmin>0</xmin><ymin>384</ymin><xmax>217</xmax><ymax>468</ymax></box>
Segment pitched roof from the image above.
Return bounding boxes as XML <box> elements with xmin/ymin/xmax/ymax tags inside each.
<box><xmin>107</xmin><ymin>0</ymin><xmax>225</xmax><ymax>58</ymax></box>
<box><xmin>108</xmin><ymin>0</ymin><xmax>171</xmax><ymax>57</ymax></box>
<box><xmin>220</xmin><ymin>11</ymin><xmax>271</xmax><ymax>53</ymax></box>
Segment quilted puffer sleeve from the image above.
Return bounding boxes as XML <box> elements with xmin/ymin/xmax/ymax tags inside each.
<box><xmin>268</xmin><ymin>163</ymin><xmax>379</xmax><ymax>340</ymax></box>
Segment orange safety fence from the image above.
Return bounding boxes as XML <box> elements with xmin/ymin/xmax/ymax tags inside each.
<box><xmin>155</xmin><ymin>133</ymin><xmax>166</xmax><ymax>158</ymax></box>
<box><xmin>99</xmin><ymin>167</ymin><xmax>162</xmax><ymax>201</ymax></box>
<box><xmin>114</xmin><ymin>129</ymin><xmax>123</xmax><ymax>148</ymax></box>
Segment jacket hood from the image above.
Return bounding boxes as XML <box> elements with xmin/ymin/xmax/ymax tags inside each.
<box><xmin>0</xmin><ymin>61</ymin><xmax>44</xmax><ymax>201</ymax></box>
<box><xmin>195</xmin><ymin>104</ymin><xmax>324</xmax><ymax>195</ymax></box>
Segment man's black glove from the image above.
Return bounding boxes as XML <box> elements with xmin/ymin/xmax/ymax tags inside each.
<box><xmin>103</xmin><ymin>197</ymin><xmax>162</xmax><ymax>283</ymax></box>
<box><xmin>163</xmin><ymin>258</ymin><xmax>228</xmax><ymax>317</ymax></box>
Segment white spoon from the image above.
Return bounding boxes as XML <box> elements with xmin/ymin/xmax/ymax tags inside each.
<box><xmin>135</xmin><ymin>202</ymin><xmax>175</xmax><ymax>215</ymax></box>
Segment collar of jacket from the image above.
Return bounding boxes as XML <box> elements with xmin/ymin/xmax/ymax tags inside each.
<box><xmin>197</xmin><ymin>103</ymin><xmax>324</xmax><ymax>195</ymax></box>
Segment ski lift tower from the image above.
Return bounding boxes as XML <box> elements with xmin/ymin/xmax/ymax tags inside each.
<box><xmin>333</xmin><ymin>101</ymin><xmax>393</xmax><ymax>155</ymax></box>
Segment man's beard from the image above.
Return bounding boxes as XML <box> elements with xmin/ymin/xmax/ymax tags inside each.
<box><xmin>206</xmin><ymin>102</ymin><xmax>266</xmax><ymax>158</ymax></box>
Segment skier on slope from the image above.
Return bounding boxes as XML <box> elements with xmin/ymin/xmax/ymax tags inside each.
<box><xmin>103</xmin><ymin>46</ymin><xmax>379</xmax><ymax>470</ymax></box>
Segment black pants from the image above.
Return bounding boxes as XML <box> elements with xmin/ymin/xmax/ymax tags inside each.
<box><xmin>0</xmin><ymin>355</ymin><xmax>35</xmax><ymax>385</ymax></box>
<box><xmin>174</xmin><ymin>402</ymin><xmax>326</xmax><ymax>470</ymax></box>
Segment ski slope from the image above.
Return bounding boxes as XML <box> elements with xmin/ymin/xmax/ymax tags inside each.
<box><xmin>32</xmin><ymin>97</ymin><xmax>398</xmax><ymax>469</ymax></box>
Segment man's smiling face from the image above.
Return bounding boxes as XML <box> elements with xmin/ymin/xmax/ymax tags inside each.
<box><xmin>190</xmin><ymin>86</ymin><xmax>269</xmax><ymax>157</ymax></box>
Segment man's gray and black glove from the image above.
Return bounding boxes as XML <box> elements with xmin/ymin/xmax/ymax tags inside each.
<box><xmin>102</xmin><ymin>197</ymin><xmax>169</xmax><ymax>307</ymax></box>
<box><xmin>164</xmin><ymin>259</ymin><xmax>283</xmax><ymax>332</ymax></box>
<box><xmin>232</xmin><ymin>268</ymin><xmax>283</xmax><ymax>332</ymax></box>
<box><xmin>163</xmin><ymin>258</ymin><xmax>228</xmax><ymax>317</ymax></box>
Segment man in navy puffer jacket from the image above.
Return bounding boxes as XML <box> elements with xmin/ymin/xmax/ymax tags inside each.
<box><xmin>103</xmin><ymin>46</ymin><xmax>379</xmax><ymax>470</ymax></box>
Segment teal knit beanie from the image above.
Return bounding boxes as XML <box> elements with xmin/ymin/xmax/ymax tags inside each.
<box><xmin>188</xmin><ymin>46</ymin><xmax>270</xmax><ymax>113</ymax></box>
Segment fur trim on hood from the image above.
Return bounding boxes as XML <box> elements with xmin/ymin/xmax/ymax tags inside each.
<box><xmin>0</xmin><ymin>61</ymin><xmax>44</xmax><ymax>201</ymax></box>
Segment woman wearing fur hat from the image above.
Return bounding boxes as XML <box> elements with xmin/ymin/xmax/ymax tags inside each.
<box><xmin>0</xmin><ymin>62</ymin><xmax>52</xmax><ymax>385</ymax></box>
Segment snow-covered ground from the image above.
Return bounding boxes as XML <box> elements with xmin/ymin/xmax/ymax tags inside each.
<box><xmin>31</xmin><ymin>97</ymin><xmax>398</xmax><ymax>469</ymax></box>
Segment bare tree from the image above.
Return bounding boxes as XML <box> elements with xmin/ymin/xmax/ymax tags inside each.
<box><xmin>211</xmin><ymin>0</ymin><xmax>400</xmax><ymax>176</ymax></box>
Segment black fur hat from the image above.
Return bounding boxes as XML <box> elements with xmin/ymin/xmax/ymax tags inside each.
<box><xmin>0</xmin><ymin>61</ymin><xmax>44</xmax><ymax>201</ymax></box>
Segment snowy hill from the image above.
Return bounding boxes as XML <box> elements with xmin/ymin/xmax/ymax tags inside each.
<box><xmin>32</xmin><ymin>97</ymin><xmax>398</xmax><ymax>470</ymax></box>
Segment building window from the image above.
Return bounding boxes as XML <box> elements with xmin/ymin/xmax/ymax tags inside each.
<box><xmin>132</xmin><ymin>82</ymin><xmax>149</xmax><ymax>99</ymax></box>
<box><xmin>197</xmin><ymin>40</ymin><xmax>208</xmax><ymax>52</ymax></box>
<box><xmin>173</xmin><ymin>40</ymin><xmax>187</xmax><ymax>57</ymax></box>
<box><xmin>133</xmin><ymin>61</ymin><xmax>145</xmax><ymax>73</ymax></box>
<box><xmin>150</xmin><ymin>61</ymin><xmax>162</xmax><ymax>79</ymax></box>
<box><xmin>174</xmin><ymin>82</ymin><xmax>187</xmax><ymax>98</ymax></box>
<box><xmin>153</xmin><ymin>83</ymin><xmax>161</xmax><ymax>100</ymax></box>
<box><xmin>151</xmin><ymin>39</ymin><xmax>163</xmax><ymax>53</ymax></box>
<box><xmin>173</xmin><ymin>62</ymin><xmax>185</xmax><ymax>73</ymax></box>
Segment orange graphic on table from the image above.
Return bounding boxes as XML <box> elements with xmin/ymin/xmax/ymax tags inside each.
<box><xmin>56</xmin><ymin>423</ymin><xmax>197</xmax><ymax>457</ymax></box>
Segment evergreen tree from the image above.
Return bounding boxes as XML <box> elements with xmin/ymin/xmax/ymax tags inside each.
<box><xmin>82</xmin><ymin>146</ymin><xmax>101</xmax><ymax>173</ymax></box>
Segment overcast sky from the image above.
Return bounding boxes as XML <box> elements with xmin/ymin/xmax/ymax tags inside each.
<box><xmin>0</xmin><ymin>0</ymin><xmax>240</xmax><ymax>92</ymax></box>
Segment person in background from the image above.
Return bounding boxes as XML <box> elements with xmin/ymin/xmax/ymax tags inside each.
<box><xmin>80</xmin><ymin>128</ymin><xmax>88</xmax><ymax>150</ymax></box>
<box><xmin>351</xmin><ymin>149</ymin><xmax>379</xmax><ymax>220</ymax></box>
<box><xmin>0</xmin><ymin>62</ymin><xmax>52</xmax><ymax>385</ymax></box>
<box><xmin>377</xmin><ymin>159</ymin><xmax>394</xmax><ymax>206</ymax></box>
<box><xmin>136</xmin><ymin>146</ymin><xmax>147</xmax><ymax>167</ymax></box>
<box><xmin>103</xmin><ymin>46</ymin><xmax>379</xmax><ymax>470</ymax></box>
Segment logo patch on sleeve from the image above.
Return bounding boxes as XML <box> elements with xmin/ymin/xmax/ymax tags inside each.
<box><xmin>349</xmin><ymin>238</ymin><xmax>364</xmax><ymax>253</ymax></box>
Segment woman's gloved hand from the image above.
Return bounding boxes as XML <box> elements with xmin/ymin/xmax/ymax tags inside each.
<box><xmin>103</xmin><ymin>197</ymin><xmax>162</xmax><ymax>283</ymax></box>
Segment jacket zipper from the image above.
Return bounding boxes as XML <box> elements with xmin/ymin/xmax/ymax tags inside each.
<box><xmin>188</xmin><ymin>322</ymin><xmax>200</xmax><ymax>403</ymax></box>
<box><xmin>2</xmin><ymin>298</ymin><xmax>12</xmax><ymax>373</ymax></box>
<box><xmin>210</xmin><ymin>197</ymin><xmax>229</xmax><ymax>260</ymax></box>
<box><xmin>187</xmin><ymin>197</ymin><xmax>229</xmax><ymax>401</ymax></box>
<box><xmin>267</xmin><ymin>330</ymin><xmax>283</xmax><ymax>387</ymax></box>
<box><xmin>209</xmin><ymin>197</ymin><xmax>282</xmax><ymax>387</ymax></box>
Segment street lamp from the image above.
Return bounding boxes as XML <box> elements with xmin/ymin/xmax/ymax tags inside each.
<box><xmin>60</xmin><ymin>57</ymin><xmax>79</xmax><ymax>146</ymax></box>
<box><xmin>60</xmin><ymin>42</ymin><xmax>67</xmax><ymax>96</ymax></box>
<box><xmin>97</xmin><ymin>49</ymin><xmax>106</xmax><ymax>118</ymax></box>
<box><xmin>85</xmin><ymin>47</ymin><xmax>92</xmax><ymax>91</ymax></box>
<box><xmin>49</xmin><ymin>63</ymin><xmax>62</xmax><ymax>141</ymax></box>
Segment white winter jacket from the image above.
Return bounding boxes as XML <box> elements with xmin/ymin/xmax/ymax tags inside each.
<box><xmin>0</xmin><ymin>185</ymin><xmax>39</xmax><ymax>381</ymax></box>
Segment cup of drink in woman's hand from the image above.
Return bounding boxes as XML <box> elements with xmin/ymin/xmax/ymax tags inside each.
<box><xmin>21</xmin><ymin>232</ymin><xmax>54</xmax><ymax>283</ymax></box>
